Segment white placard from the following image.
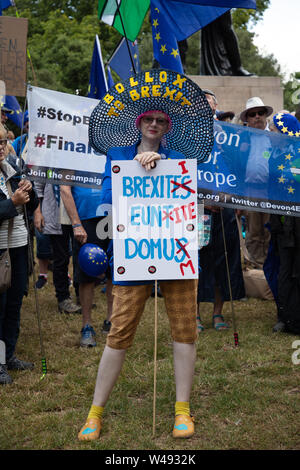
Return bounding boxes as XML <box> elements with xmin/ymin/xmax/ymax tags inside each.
<box><xmin>112</xmin><ymin>159</ymin><xmax>198</xmax><ymax>281</ymax></box>
<box><xmin>26</xmin><ymin>85</ymin><xmax>106</xmax><ymax>188</ymax></box>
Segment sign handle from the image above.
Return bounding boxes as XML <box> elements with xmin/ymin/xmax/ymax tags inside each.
<box><xmin>152</xmin><ymin>279</ymin><xmax>158</xmax><ymax>437</ymax></box>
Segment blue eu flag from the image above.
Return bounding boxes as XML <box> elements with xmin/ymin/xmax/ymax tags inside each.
<box><xmin>151</xmin><ymin>0</ymin><xmax>231</xmax><ymax>72</ymax></box>
<box><xmin>151</xmin><ymin>0</ymin><xmax>184</xmax><ymax>74</ymax></box>
<box><xmin>108</xmin><ymin>38</ymin><xmax>140</xmax><ymax>80</ymax></box>
<box><xmin>88</xmin><ymin>35</ymin><xmax>108</xmax><ymax>100</ymax></box>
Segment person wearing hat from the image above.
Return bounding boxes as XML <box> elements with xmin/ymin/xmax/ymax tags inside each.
<box><xmin>12</xmin><ymin>110</ymin><xmax>29</xmax><ymax>159</ymax></box>
<box><xmin>0</xmin><ymin>105</ymin><xmax>13</xmax><ymax>127</ymax></box>
<box><xmin>268</xmin><ymin>113</ymin><xmax>300</xmax><ymax>334</ymax></box>
<box><xmin>77</xmin><ymin>69</ymin><xmax>214</xmax><ymax>441</ymax></box>
<box><xmin>203</xmin><ymin>89</ymin><xmax>218</xmax><ymax>119</ymax></box>
<box><xmin>240</xmin><ymin>97</ymin><xmax>273</xmax><ymax>268</ymax></box>
<box><xmin>216</xmin><ymin>110</ymin><xmax>235</xmax><ymax>122</ymax></box>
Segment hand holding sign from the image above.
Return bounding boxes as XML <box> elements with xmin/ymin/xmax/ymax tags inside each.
<box><xmin>134</xmin><ymin>151</ymin><xmax>161</xmax><ymax>171</ymax></box>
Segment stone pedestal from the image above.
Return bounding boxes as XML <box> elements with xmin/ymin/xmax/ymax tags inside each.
<box><xmin>189</xmin><ymin>75</ymin><xmax>283</xmax><ymax>121</ymax></box>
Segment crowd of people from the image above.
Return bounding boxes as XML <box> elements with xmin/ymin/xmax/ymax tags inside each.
<box><xmin>0</xmin><ymin>77</ymin><xmax>300</xmax><ymax>440</ymax></box>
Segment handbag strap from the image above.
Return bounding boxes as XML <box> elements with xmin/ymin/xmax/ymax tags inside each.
<box><xmin>5</xmin><ymin>180</ymin><xmax>14</xmax><ymax>247</ymax></box>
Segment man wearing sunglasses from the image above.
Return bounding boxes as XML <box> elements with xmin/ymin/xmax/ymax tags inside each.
<box><xmin>240</xmin><ymin>97</ymin><xmax>273</xmax><ymax>268</ymax></box>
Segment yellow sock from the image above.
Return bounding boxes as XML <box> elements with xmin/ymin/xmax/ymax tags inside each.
<box><xmin>87</xmin><ymin>405</ymin><xmax>104</xmax><ymax>420</ymax></box>
<box><xmin>175</xmin><ymin>401</ymin><xmax>190</xmax><ymax>417</ymax></box>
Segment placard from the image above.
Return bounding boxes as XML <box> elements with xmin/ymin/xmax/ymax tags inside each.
<box><xmin>0</xmin><ymin>16</ymin><xmax>28</xmax><ymax>96</ymax></box>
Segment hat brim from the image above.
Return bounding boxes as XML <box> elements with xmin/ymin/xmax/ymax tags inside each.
<box><xmin>240</xmin><ymin>105</ymin><xmax>273</xmax><ymax>123</ymax></box>
<box><xmin>88</xmin><ymin>69</ymin><xmax>214</xmax><ymax>164</ymax></box>
<box><xmin>217</xmin><ymin>111</ymin><xmax>235</xmax><ymax>121</ymax></box>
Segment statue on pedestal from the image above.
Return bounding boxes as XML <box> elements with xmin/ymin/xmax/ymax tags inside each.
<box><xmin>200</xmin><ymin>11</ymin><xmax>253</xmax><ymax>76</ymax></box>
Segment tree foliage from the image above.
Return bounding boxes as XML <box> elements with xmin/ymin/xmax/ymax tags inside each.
<box><xmin>2</xmin><ymin>0</ymin><xmax>287</xmax><ymax>100</ymax></box>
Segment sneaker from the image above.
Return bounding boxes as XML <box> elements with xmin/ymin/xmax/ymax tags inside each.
<box><xmin>58</xmin><ymin>298</ymin><xmax>81</xmax><ymax>314</ymax></box>
<box><xmin>35</xmin><ymin>275</ymin><xmax>47</xmax><ymax>289</ymax></box>
<box><xmin>0</xmin><ymin>364</ymin><xmax>13</xmax><ymax>385</ymax></box>
<box><xmin>7</xmin><ymin>356</ymin><xmax>34</xmax><ymax>371</ymax></box>
<box><xmin>102</xmin><ymin>320</ymin><xmax>111</xmax><ymax>334</ymax></box>
<box><xmin>172</xmin><ymin>415</ymin><xmax>195</xmax><ymax>438</ymax></box>
<box><xmin>80</xmin><ymin>324</ymin><xmax>96</xmax><ymax>348</ymax></box>
<box><xmin>78</xmin><ymin>417</ymin><xmax>101</xmax><ymax>441</ymax></box>
<box><xmin>272</xmin><ymin>321</ymin><xmax>286</xmax><ymax>333</ymax></box>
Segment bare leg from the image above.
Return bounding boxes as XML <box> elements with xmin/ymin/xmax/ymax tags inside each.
<box><xmin>92</xmin><ymin>346</ymin><xmax>127</xmax><ymax>407</ymax></box>
<box><xmin>213</xmin><ymin>286</ymin><xmax>229</xmax><ymax>330</ymax></box>
<box><xmin>79</xmin><ymin>282</ymin><xmax>94</xmax><ymax>327</ymax></box>
<box><xmin>38</xmin><ymin>258</ymin><xmax>49</xmax><ymax>274</ymax></box>
<box><xmin>105</xmin><ymin>279</ymin><xmax>113</xmax><ymax>322</ymax></box>
<box><xmin>173</xmin><ymin>341</ymin><xmax>196</xmax><ymax>402</ymax></box>
<box><xmin>213</xmin><ymin>286</ymin><xmax>224</xmax><ymax>319</ymax></box>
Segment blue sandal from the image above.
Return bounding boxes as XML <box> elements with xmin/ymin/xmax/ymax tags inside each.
<box><xmin>197</xmin><ymin>315</ymin><xmax>204</xmax><ymax>332</ymax></box>
<box><xmin>213</xmin><ymin>314</ymin><xmax>229</xmax><ymax>331</ymax></box>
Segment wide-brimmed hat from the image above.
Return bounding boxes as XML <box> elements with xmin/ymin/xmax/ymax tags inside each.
<box><xmin>89</xmin><ymin>69</ymin><xmax>214</xmax><ymax>163</ymax></box>
<box><xmin>273</xmin><ymin>112</ymin><xmax>300</xmax><ymax>137</ymax></box>
<box><xmin>240</xmin><ymin>97</ymin><xmax>273</xmax><ymax>123</ymax></box>
<box><xmin>216</xmin><ymin>110</ymin><xmax>235</xmax><ymax>121</ymax></box>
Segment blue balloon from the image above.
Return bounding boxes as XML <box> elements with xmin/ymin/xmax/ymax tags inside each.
<box><xmin>78</xmin><ymin>243</ymin><xmax>108</xmax><ymax>277</ymax></box>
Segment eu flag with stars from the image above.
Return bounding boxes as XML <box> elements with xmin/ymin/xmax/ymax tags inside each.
<box><xmin>151</xmin><ymin>0</ymin><xmax>230</xmax><ymax>72</ymax></box>
<box><xmin>151</xmin><ymin>0</ymin><xmax>184</xmax><ymax>74</ymax></box>
<box><xmin>88</xmin><ymin>35</ymin><xmax>108</xmax><ymax>100</ymax></box>
<box><xmin>108</xmin><ymin>38</ymin><xmax>140</xmax><ymax>80</ymax></box>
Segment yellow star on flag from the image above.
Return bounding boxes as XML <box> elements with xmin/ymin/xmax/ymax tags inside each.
<box><xmin>171</xmin><ymin>48</ymin><xmax>179</xmax><ymax>58</ymax></box>
<box><xmin>278</xmin><ymin>176</ymin><xmax>285</xmax><ymax>183</ymax></box>
<box><xmin>155</xmin><ymin>32</ymin><xmax>161</xmax><ymax>42</ymax></box>
<box><xmin>288</xmin><ymin>186</ymin><xmax>295</xmax><ymax>194</ymax></box>
<box><xmin>160</xmin><ymin>44</ymin><xmax>167</xmax><ymax>54</ymax></box>
<box><xmin>295</xmin><ymin>131</ymin><xmax>300</xmax><ymax>137</ymax></box>
<box><xmin>276</xmin><ymin>113</ymin><xmax>283</xmax><ymax>120</ymax></box>
<box><xmin>281</xmin><ymin>127</ymin><xmax>288</xmax><ymax>133</ymax></box>
<box><xmin>288</xmin><ymin>131</ymin><xmax>294</xmax><ymax>136</ymax></box>
<box><xmin>285</xmin><ymin>154</ymin><xmax>293</xmax><ymax>160</ymax></box>
<box><xmin>277</xmin><ymin>121</ymin><xmax>284</xmax><ymax>127</ymax></box>
<box><xmin>153</xmin><ymin>19</ymin><xmax>159</xmax><ymax>28</ymax></box>
<box><xmin>277</xmin><ymin>164</ymin><xmax>285</xmax><ymax>171</ymax></box>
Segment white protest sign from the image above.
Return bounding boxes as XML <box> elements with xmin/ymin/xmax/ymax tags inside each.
<box><xmin>112</xmin><ymin>159</ymin><xmax>198</xmax><ymax>281</ymax></box>
<box><xmin>26</xmin><ymin>85</ymin><xmax>106</xmax><ymax>188</ymax></box>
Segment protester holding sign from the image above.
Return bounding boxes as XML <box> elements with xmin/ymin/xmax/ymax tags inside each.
<box><xmin>0</xmin><ymin>123</ymin><xmax>39</xmax><ymax>385</ymax></box>
<box><xmin>269</xmin><ymin>113</ymin><xmax>300</xmax><ymax>334</ymax></box>
<box><xmin>78</xmin><ymin>69</ymin><xmax>214</xmax><ymax>440</ymax></box>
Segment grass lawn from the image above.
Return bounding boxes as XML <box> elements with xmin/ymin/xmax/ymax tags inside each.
<box><xmin>1</xmin><ymin>274</ymin><xmax>300</xmax><ymax>451</ymax></box>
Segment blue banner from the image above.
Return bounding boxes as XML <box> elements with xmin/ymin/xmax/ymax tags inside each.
<box><xmin>109</xmin><ymin>38</ymin><xmax>140</xmax><ymax>80</ymax></box>
<box><xmin>198</xmin><ymin>121</ymin><xmax>300</xmax><ymax>216</ymax></box>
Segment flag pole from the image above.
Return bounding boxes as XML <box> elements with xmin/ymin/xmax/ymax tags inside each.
<box><xmin>220</xmin><ymin>210</ymin><xmax>239</xmax><ymax>347</ymax></box>
<box><xmin>153</xmin><ymin>279</ymin><xmax>158</xmax><ymax>437</ymax></box>
<box><xmin>114</xmin><ymin>0</ymin><xmax>137</xmax><ymax>75</ymax></box>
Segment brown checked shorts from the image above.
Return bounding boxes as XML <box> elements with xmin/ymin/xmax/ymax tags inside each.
<box><xmin>106</xmin><ymin>279</ymin><xmax>198</xmax><ymax>350</ymax></box>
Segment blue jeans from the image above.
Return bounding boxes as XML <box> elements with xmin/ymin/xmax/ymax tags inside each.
<box><xmin>0</xmin><ymin>245</ymin><xmax>28</xmax><ymax>362</ymax></box>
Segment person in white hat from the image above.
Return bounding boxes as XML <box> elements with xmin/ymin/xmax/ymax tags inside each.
<box><xmin>240</xmin><ymin>97</ymin><xmax>273</xmax><ymax>128</ymax></box>
<box><xmin>240</xmin><ymin>97</ymin><xmax>273</xmax><ymax>268</ymax></box>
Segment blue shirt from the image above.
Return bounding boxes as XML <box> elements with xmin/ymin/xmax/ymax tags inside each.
<box><xmin>71</xmin><ymin>186</ymin><xmax>103</xmax><ymax>220</ymax></box>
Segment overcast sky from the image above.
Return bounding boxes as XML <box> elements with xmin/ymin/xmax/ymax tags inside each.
<box><xmin>251</xmin><ymin>0</ymin><xmax>300</xmax><ymax>80</ymax></box>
